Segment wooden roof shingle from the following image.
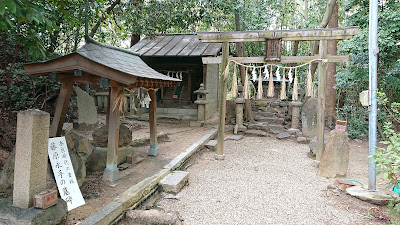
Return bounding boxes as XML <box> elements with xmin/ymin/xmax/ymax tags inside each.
<box><xmin>130</xmin><ymin>34</ymin><xmax>222</xmax><ymax>57</ymax></box>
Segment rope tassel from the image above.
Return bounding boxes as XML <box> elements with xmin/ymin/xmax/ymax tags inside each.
<box><xmin>306</xmin><ymin>63</ymin><xmax>313</xmax><ymax>97</ymax></box>
<box><xmin>292</xmin><ymin>68</ymin><xmax>298</xmax><ymax>101</ymax></box>
<box><xmin>280</xmin><ymin>68</ymin><xmax>286</xmax><ymax>100</ymax></box>
<box><xmin>231</xmin><ymin>65</ymin><xmax>238</xmax><ymax>98</ymax></box>
<box><xmin>244</xmin><ymin>67</ymin><xmax>249</xmax><ymax>99</ymax></box>
<box><xmin>257</xmin><ymin>68</ymin><xmax>263</xmax><ymax>99</ymax></box>
<box><xmin>267</xmin><ymin>65</ymin><xmax>274</xmax><ymax>98</ymax></box>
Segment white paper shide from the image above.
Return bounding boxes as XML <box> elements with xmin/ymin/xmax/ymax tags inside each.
<box><xmin>48</xmin><ymin>137</ymin><xmax>85</xmax><ymax>211</ymax></box>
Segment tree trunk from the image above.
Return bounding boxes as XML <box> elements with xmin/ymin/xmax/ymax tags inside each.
<box><xmin>235</xmin><ymin>11</ymin><xmax>253</xmax><ymax>122</ymax></box>
<box><xmin>130</xmin><ymin>33</ymin><xmax>140</xmax><ymax>47</ymax></box>
<box><xmin>310</xmin><ymin>0</ymin><xmax>338</xmax><ymax>76</ymax></box>
<box><xmin>89</xmin><ymin>0</ymin><xmax>121</xmax><ymax>38</ymax></box>
<box><xmin>326</xmin><ymin>3</ymin><xmax>338</xmax><ymax>127</ymax></box>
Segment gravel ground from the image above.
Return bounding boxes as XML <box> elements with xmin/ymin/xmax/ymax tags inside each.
<box><xmin>158</xmin><ymin>136</ymin><xmax>383</xmax><ymax>225</ymax></box>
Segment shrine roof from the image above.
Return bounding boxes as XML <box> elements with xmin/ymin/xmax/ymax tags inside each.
<box><xmin>130</xmin><ymin>34</ymin><xmax>222</xmax><ymax>57</ymax></box>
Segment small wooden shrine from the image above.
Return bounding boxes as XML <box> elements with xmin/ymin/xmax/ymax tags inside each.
<box><xmin>24</xmin><ymin>36</ymin><xmax>181</xmax><ymax>183</ymax></box>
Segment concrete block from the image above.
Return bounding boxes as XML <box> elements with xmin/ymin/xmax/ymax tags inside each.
<box><xmin>159</xmin><ymin>171</ymin><xmax>189</xmax><ymax>194</ymax></box>
<box><xmin>205</xmin><ymin>140</ymin><xmax>217</xmax><ymax>150</ymax></box>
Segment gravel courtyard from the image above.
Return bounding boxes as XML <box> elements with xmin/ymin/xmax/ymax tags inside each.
<box><xmin>157</xmin><ymin>136</ymin><xmax>387</xmax><ymax>224</ymax></box>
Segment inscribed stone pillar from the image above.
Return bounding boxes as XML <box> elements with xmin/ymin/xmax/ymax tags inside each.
<box><xmin>319</xmin><ymin>130</ymin><xmax>350</xmax><ymax>177</ymax></box>
<box><xmin>13</xmin><ymin>109</ymin><xmax>50</xmax><ymax>208</ymax></box>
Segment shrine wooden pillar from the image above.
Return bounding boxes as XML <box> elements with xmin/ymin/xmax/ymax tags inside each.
<box><xmin>216</xmin><ymin>42</ymin><xmax>229</xmax><ymax>160</ymax></box>
<box><xmin>148</xmin><ymin>89</ymin><xmax>159</xmax><ymax>156</ymax></box>
<box><xmin>316</xmin><ymin>39</ymin><xmax>328</xmax><ymax>161</ymax></box>
<box><xmin>50</xmin><ymin>79</ymin><xmax>74</xmax><ymax>137</ymax></box>
<box><xmin>103</xmin><ymin>86</ymin><xmax>121</xmax><ymax>183</ymax></box>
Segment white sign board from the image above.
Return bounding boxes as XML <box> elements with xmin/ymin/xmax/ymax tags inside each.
<box><xmin>48</xmin><ymin>137</ymin><xmax>85</xmax><ymax>211</ymax></box>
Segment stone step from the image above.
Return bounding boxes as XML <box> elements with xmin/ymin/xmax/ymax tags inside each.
<box><xmin>248</xmin><ymin>123</ymin><xmax>270</xmax><ymax>132</ymax></box>
<box><xmin>269</xmin><ymin>124</ymin><xmax>286</xmax><ymax>134</ymax></box>
<box><xmin>159</xmin><ymin>171</ymin><xmax>189</xmax><ymax>194</ymax></box>
<box><xmin>257</xmin><ymin>111</ymin><xmax>276</xmax><ymax>117</ymax></box>
<box><xmin>257</xmin><ymin>106</ymin><xmax>287</xmax><ymax>114</ymax></box>
<box><xmin>244</xmin><ymin>129</ymin><xmax>268</xmax><ymax>137</ymax></box>
<box><xmin>254</xmin><ymin>115</ymin><xmax>285</xmax><ymax>124</ymax></box>
<box><xmin>205</xmin><ymin>140</ymin><xmax>217</xmax><ymax>151</ymax></box>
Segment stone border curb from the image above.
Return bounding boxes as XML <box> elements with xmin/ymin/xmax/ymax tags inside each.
<box><xmin>79</xmin><ymin>128</ymin><xmax>217</xmax><ymax>225</ymax></box>
<box><xmin>164</xmin><ymin>129</ymin><xmax>217</xmax><ymax>170</ymax></box>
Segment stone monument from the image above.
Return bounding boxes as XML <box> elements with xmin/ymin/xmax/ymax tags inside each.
<box><xmin>301</xmin><ymin>98</ymin><xmax>318</xmax><ymax>137</ymax></box>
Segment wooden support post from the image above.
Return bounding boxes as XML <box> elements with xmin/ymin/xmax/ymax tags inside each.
<box><xmin>50</xmin><ymin>80</ymin><xmax>73</xmax><ymax>137</ymax></box>
<box><xmin>316</xmin><ymin>39</ymin><xmax>328</xmax><ymax>161</ymax></box>
<box><xmin>105</xmin><ymin>88</ymin><xmax>111</xmax><ymax>126</ymax></box>
<box><xmin>148</xmin><ymin>89</ymin><xmax>159</xmax><ymax>156</ymax></box>
<box><xmin>216</xmin><ymin>42</ymin><xmax>229</xmax><ymax>160</ymax></box>
<box><xmin>103</xmin><ymin>86</ymin><xmax>121</xmax><ymax>183</ymax></box>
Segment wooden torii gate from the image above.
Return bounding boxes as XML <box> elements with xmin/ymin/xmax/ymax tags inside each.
<box><xmin>197</xmin><ymin>27</ymin><xmax>359</xmax><ymax>161</ymax></box>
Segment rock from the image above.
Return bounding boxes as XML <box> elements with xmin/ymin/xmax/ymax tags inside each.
<box><xmin>0</xmin><ymin>149</ymin><xmax>15</xmax><ymax>192</ymax></box>
<box><xmin>0</xmin><ymin>198</ymin><xmax>68</xmax><ymax>225</ymax></box>
<box><xmin>354</xmin><ymin>139</ymin><xmax>363</xmax><ymax>143</ymax></box>
<box><xmin>309</xmin><ymin>135</ymin><xmax>329</xmax><ymax>156</ymax></box>
<box><xmin>257</xmin><ymin>111</ymin><xmax>275</xmax><ymax>117</ymax></box>
<box><xmin>276</xmin><ymin>132</ymin><xmax>290</xmax><ymax>139</ymax></box>
<box><xmin>254</xmin><ymin>115</ymin><xmax>285</xmax><ymax>124</ymax></box>
<box><xmin>319</xmin><ymin>130</ymin><xmax>350</xmax><ymax>178</ymax></box>
<box><xmin>0</xmin><ymin>148</ymin><xmax>10</xmax><ymax>165</ymax></box>
<box><xmin>225</xmin><ymin>100</ymin><xmax>236</xmax><ymax>124</ymax></box>
<box><xmin>227</xmin><ymin>135</ymin><xmax>244</xmax><ymax>141</ymax></box>
<box><xmin>248</xmin><ymin>123</ymin><xmax>270</xmax><ymax>132</ymax></box>
<box><xmin>126</xmin><ymin>209</ymin><xmax>182</xmax><ymax>225</ymax></box>
<box><xmin>74</xmin><ymin>86</ymin><xmax>98</xmax><ymax>129</ymax></box>
<box><xmin>62</xmin><ymin>123</ymin><xmax>73</xmax><ymax>135</ymax></box>
<box><xmin>205</xmin><ymin>140</ymin><xmax>217</xmax><ymax>151</ymax></box>
<box><xmin>245</xmin><ymin>129</ymin><xmax>268</xmax><ymax>137</ymax></box>
<box><xmin>63</xmin><ymin>133</ymin><xmax>95</xmax><ymax>186</ymax></box>
<box><xmin>159</xmin><ymin>171</ymin><xmax>189</xmax><ymax>194</ymax></box>
<box><xmin>297</xmin><ymin>137</ymin><xmax>308</xmax><ymax>144</ymax></box>
<box><xmin>346</xmin><ymin>186</ymin><xmax>400</xmax><ymax>206</ymax></box>
<box><xmin>287</xmin><ymin>128</ymin><xmax>301</xmax><ymax>134</ymax></box>
<box><xmin>301</xmin><ymin>98</ymin><xmax>318</xmax><ymax>138</ymax></box>
<box><xmin>92</xmin><ymin>125</ymin><xmax>132</xmax><ymax>148</ymax></box>
<box><xmin>131</xmin><ymin>133</ymin><xmax>169</xmax><ymax>147</ymax></box>
<box><xmin>279</xmin><ymin>101</ymin><xmax>289</xmax><ymax>107</ymax></box>
<box><xmin>86</xmin><ymin>146</ymin><xmax>135</xmax><ymax>172</ymax></box>
<box><xmin>269</xmin><ymin>124</ymin><xmax>286</xmax><ymax>134</ymax></box>
<box><xmin>255</xmin><ymin>101</ymin><xmax>269</xmax><ymax>107</ymax></box>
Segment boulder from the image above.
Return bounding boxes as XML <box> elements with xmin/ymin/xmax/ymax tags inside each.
<box><xmin>309</xmin><ymin>135</ymin><xmax>329</xmax><ymax>157</ymax></box>
<box><xmin>301</xmin><ymin>98</ymin><xmax>318</xmax><ymax>138</ymax></box>
<box><xmin>319</xmin><ymin>130</ymin><xmax>350</xmax><ymax>178</ymax></box>
<box><xmin>86</xmin><ymin>146</ymin><xmax>136</xmax><ymax>172</ymax></box>
<box><xmin>92</xmin><ymin>124</ymin><xmax>132</xmax><ymax>147</ymax></box>
<box><xmin>0</xmin><ymin>198</ymin><xmax>67</xmax><ymax>225</ymax></box>
<box><xmin>64</xmin><ymin>133</ymin><xmax>95</xmax><ymax>187</ymax></box>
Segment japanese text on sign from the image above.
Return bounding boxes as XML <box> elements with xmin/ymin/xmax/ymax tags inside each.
<box><xmin>48</xmin><ymin>137</ymin><xmax>85</xmax><ymax>211</ymax></box>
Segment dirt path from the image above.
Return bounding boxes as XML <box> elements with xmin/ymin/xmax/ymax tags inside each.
<box><xmin>156</xmin><ymin>136</ymin><xmax>389</xmax><ymax>224</ymax></box>
<box><xmin>68</xmin><ymin>121</ymin><xmax>213</xmax><ymax>224</ymax></box>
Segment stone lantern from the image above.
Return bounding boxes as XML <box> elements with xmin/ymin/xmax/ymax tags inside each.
<box><xmin>190</xmin><ymin>83</ymin><xmax>208</xmax><ymax>127</ymax></box>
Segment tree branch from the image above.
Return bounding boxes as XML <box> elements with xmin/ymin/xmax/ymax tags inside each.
<box><xmin>89</xmin><ymin>0</ymin><xmax>121</xmax><ymax>38</ymax></box>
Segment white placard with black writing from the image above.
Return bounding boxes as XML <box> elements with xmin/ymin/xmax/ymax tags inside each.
<box><xmin>48</xmin><ymin>137</ymin><xmax>85</xmax><ymax>211</ymax></box>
